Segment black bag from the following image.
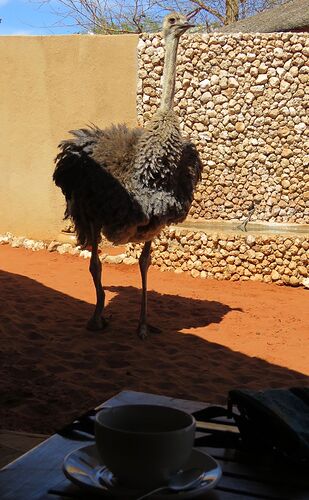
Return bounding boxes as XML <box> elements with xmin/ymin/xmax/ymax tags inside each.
<box><xmin>194</xmin><ymin>387</ymin><xmax>309</xmax><ymax>465</ymax></box>
<box><xmin>228</xmin><ymin>387</ymin><xmax>309</xmax><ymax>464</ymax></box>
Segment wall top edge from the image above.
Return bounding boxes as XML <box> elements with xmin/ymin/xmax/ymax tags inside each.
<box><xmin>1</xmin><ymin>31</ymin><xmax>308</xmax><ymax>41</ymax></box>
<box><xmin>0</xmin><ymin>34</ymin><xmax>140</xmax><ymax>40</ymax></box>
<box><xmin>139</xmin><ymin>31</ymin><xmax>309</xmax><ymax>39</ymax></box>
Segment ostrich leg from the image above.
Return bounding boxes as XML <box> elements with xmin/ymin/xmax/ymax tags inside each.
<box><xmin>137</xmin><ymin>240</ymin><xmax>161</xmax><ymax>339</ymax></box>
<box><xmin>138</xmin><ymin>241</ymin><xmax>152</xmax><ymax>339</ymax></box>
<box><xmin>87</xmin><ymin>226</ymin><xmax>107</xmax><ymax>331</ymax></box>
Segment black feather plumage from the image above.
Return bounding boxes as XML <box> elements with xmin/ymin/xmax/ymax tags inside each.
<box><xmin>53</xmin><ymin>122</ymin><xmax>202</xmax><ymax>247</ymax></box>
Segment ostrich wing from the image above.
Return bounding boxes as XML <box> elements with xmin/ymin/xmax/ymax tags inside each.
<box><xmin>54</xmin><ymin>124</ymin><xmax>144</xmax><ymax>193</ymax></box>
<box><xmin>166</xmin><ymin>140</ymin><xmax>203</xmax><ymax>225</ymax></box>
<box><xmin>176</xmin><ymin>140</ymin><xmax>203</xmax><ymax>210</ymax></box>
<box><xmin>91</xmin><ymin>124</ymin><xmax>144</xmax><ymax>189</ymax></box>
<box><xmin>53</xmin><ymin>124</ymin><xmax>148</xmax><ymax>246</ymax></box>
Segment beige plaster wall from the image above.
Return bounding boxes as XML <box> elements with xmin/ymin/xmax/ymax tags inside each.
<box><xmin>0</xmin><ymin>34</ymin><xmax>139</xmax><ymax>240</ymax></box>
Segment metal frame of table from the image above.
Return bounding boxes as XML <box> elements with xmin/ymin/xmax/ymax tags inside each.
<box><xmin>1</xmin><ymin>390</ymin><xmax>308</xmax><ymax>499</ymax></box>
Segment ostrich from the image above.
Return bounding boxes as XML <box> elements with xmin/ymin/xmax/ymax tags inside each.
<box><xmin>53</xmin><ymin>12</ymin><xmax>202</xmax><ymax>339</ymax></box>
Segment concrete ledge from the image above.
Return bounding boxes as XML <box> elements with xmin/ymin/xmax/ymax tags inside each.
<box><xmin>178</xmin><ymin>219</ymin><xmax>309</xmax><ymax>236</ymax></box>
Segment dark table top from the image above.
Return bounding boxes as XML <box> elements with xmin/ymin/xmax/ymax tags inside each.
<box><xmin>1</xmin><ymin>390</ymin><xmax>308</xmax><ymax>500</ymax></box>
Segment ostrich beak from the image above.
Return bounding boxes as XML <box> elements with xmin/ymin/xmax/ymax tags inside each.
<box><xmin>176</xmin><ymin>21</ymin><xmax>195</xmax><ymax>33</ymax></box>
<box><xmin>183</xmin><ymin>21</ymin><xmax>195</xmax><ymax>29</ymax></box>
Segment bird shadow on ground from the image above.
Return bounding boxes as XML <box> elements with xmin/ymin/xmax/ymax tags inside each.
<box><xmin>104</xmin><ymin>284</ymin><xmax>243</xmax><ymax>332</ymax></box>
<box><xmin>0</xmin><ymin>269</ymin><xmax>308</xmax><ymax>434</ymax></box>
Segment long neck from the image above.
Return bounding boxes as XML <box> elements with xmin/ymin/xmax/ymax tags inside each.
<box><xmin>159</xmin><ymin>36</ymin><xmax>179</xmax><ymax>112</ymax></box>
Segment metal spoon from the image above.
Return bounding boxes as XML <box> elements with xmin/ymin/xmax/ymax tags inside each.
<box><xmin>135</xmin><ymin>467</ymin><xmax>204</xmax><ymax>500</ymax></box>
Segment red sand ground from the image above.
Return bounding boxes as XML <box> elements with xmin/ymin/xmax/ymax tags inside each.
<box><xmin>1</xmin><ymin>245</ymin><xmax>308</xmax><ymax>434</ymax></box>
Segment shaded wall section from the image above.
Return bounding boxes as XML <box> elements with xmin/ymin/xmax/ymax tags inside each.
<box><xmin>0</xmin><ymin>34</ymin><xmax>139</xmax><ymax>240</ymax></box>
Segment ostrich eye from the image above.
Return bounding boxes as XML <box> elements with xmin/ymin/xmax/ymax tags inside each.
<box><xmin>169</xmin><ymin>17</ymin><xmax>176</xmax><ymax>24</ymax></box>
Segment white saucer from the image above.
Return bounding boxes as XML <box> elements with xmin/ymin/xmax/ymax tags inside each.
<box><xmin>63</xmin><ymin>444</ymin><xmax>222</xmax><ymax>498</ymax></box>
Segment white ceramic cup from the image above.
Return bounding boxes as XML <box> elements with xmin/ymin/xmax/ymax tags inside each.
<box><xmin>95</xmin><ymin>404</ymin><xmax>196</xmax><ymax>489</ymax></box>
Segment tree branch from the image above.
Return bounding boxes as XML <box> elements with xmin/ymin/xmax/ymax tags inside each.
<box><xmin>188</xmin><ymin>0</ymin><xmax>225</xmax><ymax>23</ymax></box>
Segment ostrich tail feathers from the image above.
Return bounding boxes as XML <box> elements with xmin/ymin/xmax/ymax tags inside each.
<box><xmin>53</xmin><ymin>127</ymin><xmax>101</xmax><ymax>246</ymax></box>
<box><xmin>53</xmin><ymin>127</ymin><xmax>99</xmax><ymax>192</ymax></box>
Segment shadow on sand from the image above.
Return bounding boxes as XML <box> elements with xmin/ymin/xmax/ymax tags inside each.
<box><xmin>0</xmin><ymin>269</ymin><xmax>308</xmax><ymax>434</ymax></box>
<box><xmin>105</xmin><ymin>284</ymin><xmax>243</xmax><ymax>330</ymax></box>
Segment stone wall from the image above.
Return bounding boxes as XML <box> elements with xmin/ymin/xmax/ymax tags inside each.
<box><xmin>137</xmin><ymin>32</ymin><xmax>309</xmax><ymax>225</ymax></box>
<box><xmin>127</xmin><ymin>226</ymin><xmax>308</xmax><ymax>287</ymax></box>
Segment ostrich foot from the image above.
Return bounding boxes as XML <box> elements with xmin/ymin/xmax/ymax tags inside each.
<box><xmin>87</xmin><ymin>316</ymin><xmax>109</xmax><ymax>331</ymax></box>
<box><xmin>148</xmin><ymin>324</ymin><xmax>161</xmax><ymax>334</ymax></box>
<box><xmin>137</xmin><ymin>323</ymin><xmax>161</xmax><ymax>340</ymax></box>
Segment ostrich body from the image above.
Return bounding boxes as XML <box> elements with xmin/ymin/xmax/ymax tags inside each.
<box><xmin>53</xmin><ymin>13</ymin><xmax>202</xmax><ymax>338</ymax></box>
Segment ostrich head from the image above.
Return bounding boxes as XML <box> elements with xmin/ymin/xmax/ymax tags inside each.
<box><xmin>162</xmin><ymin>12</ymin><xmax>194</xmax><ymax>39</ymax></box>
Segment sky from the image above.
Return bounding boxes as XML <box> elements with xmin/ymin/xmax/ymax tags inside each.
<box><xmin>0</xmin><ymin>0</ymin><xmax>78</xmax><ymax>35</ymax></box>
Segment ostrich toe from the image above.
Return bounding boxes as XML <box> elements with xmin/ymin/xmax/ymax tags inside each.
<box><xmin>87</xmin><ymin>316</ymin><xmax>109</xmax><ymax>331</ymax></box>
<box><xmin>137</xmin><ymin>323</ymin><xmax>161</xmax><ymax>339</ymax></box>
